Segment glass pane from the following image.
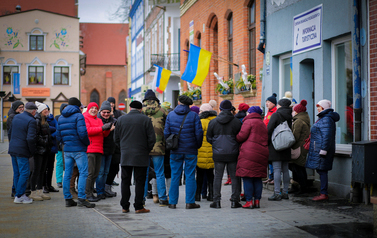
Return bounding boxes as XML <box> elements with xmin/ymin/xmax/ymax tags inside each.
<box><xmin>29</xmin><ymin>72</ymin><xmax>36</xmax><ymax>84</ymax></box>
<box><xmin>335</xmin><ymin>41</ymin><xmax>353</xmax><ymax>144</ymax></box>
<box><xmin>37</xmin><ymin>67</ymin><xmax>43</xmax><ymax>72</ymax></box>
<box><xmin>30</xmin><ymin>36</ymin><xmax>36</xmax><ymax>50</ymax></box>
<box><xmin>37</xmin><ymin>72</ymin><xmax>43</xmax><ymax>84</ymax></box>
<box><xmin>12</xmin><ymin>66</ymin><xmax>18</xmax><ymax>73</ymax></box>
<box><xmin>54</xmin><ymin>73</ymin><xmax>61</xmax><ymax>84</ymax></box>
<box><xmin>283</xmin><ymin>58</ymin><xmax>292</xmax><ymax>93</ymax></box>
<box><xmin>62</xmin><ymin>73</ymin><xmax>69</xmax><ymax>84</ymax></box>
<box><xmin>37</xmin><ymin>36</ymin><xmax>43</xmax><ymax>50</ymax></box>
<box><xmin>54</xmin><ymin>67</ymin><xmax>61</xmax><ymax>73</ymax></box>
<box><xmin>62</xmin><ymin>67</ymin><xmax>69</xmax><ymax>73</ymax></box>
<box><xmin>229</xmin><ymin>16</ymin><xmax>233</xmax><ymax>36</ymax></box>
<box><xmin>4</xmin><ymin>66</ymin><xmax>10</xmax><ymax>72</ymax></box>
<box><xmin>250</xmin><ymin>2</ymin><xmax>255</xmax><ymax>24</ymax></box>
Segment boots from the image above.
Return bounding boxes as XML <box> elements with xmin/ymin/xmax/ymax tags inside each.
<box><xmin>153</xmin><ymin>194</ymin><xmax>159</xmax><ymax>203</ymax></box>
<box><xmin>242</xmin><ymin>200</ymin><xmax>253</xmax><ymax>209</ymax></box>
<box><xmin>224</xmin><ymin>176</ymin><xmax>231</xmax><ymax>185</ymax></box>
<box><xmin>38</xmin><ymin>190</ymin><xmax>51</xmax><ymax>200</ymax></box>
<box><xmin>105</xmin><ymin>184</ymin><xmax>117</xmax><ymax>197</ymax></box>
<box><xmin>29</xmin><ymin>190</ymin><xmax>43</xmax><ymax>201</ymax></box>
<box><xmin>207</xmin><ymin>182</ymin><xmax>213</xmax><ymax>201</ymax></box>
<box><xmin>254</xmin><ymin>199</ymin><xmax>260</xmax><ymax>208</ymax></box>
<box><xmin>195</xmin><ymin>192</ymin><xmax>201</xmax><ymax>202</ymax></box>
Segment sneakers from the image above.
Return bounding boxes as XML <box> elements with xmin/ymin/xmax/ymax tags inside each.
<box><xmin>87</xmin><ymin>196</ymin><xmax>100</xmax><ymax>202</ymax></box>
<box><xmin>43</xmin><ymin>187</ymin><xmax>50</xmax><ymax>193</ymax></box>
<box><xmin>78</xmin><ymin>198</ymin><xmax>95</xmax><ymax>208</ymax></box>
<box><xmin>135</xmin><ymin>208</ymin><xmax>150</xmax><ymax>213</ymax></box>
<box><xmin>312</xmin><ymin>194</ymin><xmax>329</xmax><ymax>201</ymax></box>
<box><xmin>14</xmin><ymin>194</ymin><xmax>33</xmax><ymax>204</ymax></box>
<box><xmin>159</xmin><ymin>200</ymin><xmax>169</xmax><ymax>207</ymax></box>
<box><xmin>29</xmin><ymin>190</ymin><xmax>43</xmax><ymax>201</ymax></box>
<box><xmin>48</xmin><ymin>186</ymin><xmax>59</xmax><ymax>192</ymax></box>
<box><xmin>38</xmin><ymin>190</ymin><xmax>51</xmax><ymax>200</ymax></box>
<box><xmin>65</xmin><ymin>199</ymin><xmax>77</xmax><ymax>207</ymax></box>
<box><xmin>153</xmin><ymin>194</ymin><xmax>159</xmax><ymax>203</ymax></box>
<box><xmin>242</xmin><ymin>201</ymin><xmax>254</xmax><ymax>209</ymax></box>
<box><xmin>57</xmin><ymin>183</ymin><xmax>63</xmax><ymax>188</ymax></box>
<box><xmin>281</xmin><ymin>193</ymin><xmax>289</xmax><ymax>199</ymax></box>
<box><xmin>97</xmin><ymin>194</ymin><xmax>106</xmax><ymax>200</ymax></box>
<box><xmin>186</xmin><ymin>203</ymin><xmax>200</xmax><ymax>209</ymax></box>
<box><xmin>112</xmin><ymin>181</ymin><xmax>119</xmax><ymax>186</ymax></box>
<box><xmin>105</xmin><ymin>184</ymin><xmax>117</xmax><ymax>197</ymax></box>
<box><xmin>268</xmin><ymin>193</ymin><xmax>282</xmax><ymax>201</ymax></box>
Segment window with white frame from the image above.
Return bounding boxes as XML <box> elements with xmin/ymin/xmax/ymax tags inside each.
<box><xmin>332</xmin><ymin>37</ymin><xmax>353</xmax><ymax>144</ymax></box>
<box><xmin>30</xmin><ymin>35</ymin><xmax>44</xmax><ymax>51</ymax></box>
<box><xmin>28</xmin><ymin>66</ymin><xmax>44</xmax><ymax>84</ymax></box>
<box><xmin>279</xmin><ymin>53</ymin><xmax>292</xmax><ymax>97</ymax></box>
<box><xmin>52</xmin><ymin>59</ymin><xmax>71</xmax><ymax>85</ymax></box>
<box><xmin>159</xmin><ymin>20</ymin><xmax>163</xmax><ymax>53</ymax></box>
<box><xmin>3</xmin><ymin>66</ymin><xmax>19</xmax><ymax>85</ymax></box>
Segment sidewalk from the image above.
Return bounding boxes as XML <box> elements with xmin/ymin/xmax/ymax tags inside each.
<box><xmin>0</xmin><ymin>140</ymin><xmax>374</xmax><ymax>237</ymax></box>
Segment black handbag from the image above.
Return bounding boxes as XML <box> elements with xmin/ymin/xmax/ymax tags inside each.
<box><xmin>166</xmin><ymin>113</ymin><xmax>188</xmax><ymax>151</ymax></box>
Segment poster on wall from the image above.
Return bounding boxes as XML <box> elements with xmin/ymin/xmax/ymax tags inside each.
<box><xmin>189</xmin><ymin>20</ymin><xmax>194</xmax><ymax>44</ymax></box>
<box><xmin>293</xmin><ymin>4</ymin><xmax>322</xmax><ymax>55</ymax></box>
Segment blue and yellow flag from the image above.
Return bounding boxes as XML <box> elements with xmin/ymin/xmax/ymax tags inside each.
<box><xmin>154</xmin><ymin>64</ymin><xmax>171</xmax><ymax>94</ymax></box>
<box><xmin>182</xmin><ymin>44</ymin><xmax>212</xmax><ymax>87</ymax></box>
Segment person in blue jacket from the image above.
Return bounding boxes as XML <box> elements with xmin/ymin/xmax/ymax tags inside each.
<box><xmin>164</xmin><ymin>95</ymin><xmax>203</xmax><ymax>209</ymax></box>
<box><xmin>305</xmin><ymin>99</ymin><xmax>340</xmax><ymax>201</ymax></box>
<box><xmin>56</xmin><ymin>97</ymin><xmax>94</xmax><ymax>208</ymax></box>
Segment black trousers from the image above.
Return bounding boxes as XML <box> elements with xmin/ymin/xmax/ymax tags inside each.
<box><xmin>120</xmin><ymin>166</ymin><xmax>147</xmax><ymax>211</ymax></box>
<box><xmin>44</xmin><ymin>152</ymin><xmax>56</xmax><ymax>188</ymax></box>
<box><xmin>31</xmin><ymin>154</ymin><xmax>48</xmax><ymax>191</ymax></box>
<box><xmin>289</xmin><ymin>163</ymin><xmax>308</xmax><ymax>190</ymax></box>
<box><xmin>196</xmin><ymin>167</ymin><xmax>214</xmax><ymax>195</ymax></box>
<box><xmin>106</xmin><ymin>153</ymin><xmax>120</xmax><ymax>185</ymax></box>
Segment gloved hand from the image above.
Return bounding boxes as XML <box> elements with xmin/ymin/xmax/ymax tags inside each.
<box><xmin>102</xmin><ymin>122</ymin><xmax>112</xmax><ymax>131</ymax></box>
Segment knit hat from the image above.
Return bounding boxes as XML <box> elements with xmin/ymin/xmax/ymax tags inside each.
<box><xmin>25</xmin><ymin>102</ymin><xmax>38</xmax><ymax>110</ymax></box>
<box><xmin>107</xmin><ymin>97</ymin><xmax>116</xmax><ymax>104</ymax></box>
<box><xmin>87</xmin><ymin>102</ymin><xmax>99</xmax><ymax>110</ymax></box>
<box><xmin>161</xmin><ymin>101</ymin><xmax>171</xmax><ymax>110</ymax></box>
<box><xmin>100</xmin><ymin>101</ymin><xmax>112</xmax><ymax>112</ymax></box>
<box><xmin>11</xmin><ymin>100</ymin><xmax>24</xmax><ymax>111</ymax></box>
<box><xmin>293</xmin><ymin>100</ymin><xmax>307</xmax><ymax>114</ymax></box>
<box><xmin>238</xmin><ymin>103</ymin><xmax>249</xmax><ymax>112</ymax></box>
<box><xmin>200</xmin><ymin>103</ymin><xmax>213</xmax><ymax>113</ymax></box>
<box><xmin>143</xmin><ymin>89</ymin><xmax>159</xmax><ymax>102</ymax></box>
<box><xmin>247</xmin><ymin>106</ymin><xmax>263</xmax><ymax>115</ymax></box>
<box><xmin>278</xmin><ymin>98</ymin><xmax>291</xmax><ymax>108</ymax></box>
<box><xmin>178</xmin><ymin>95</ymin><xmax>193</xmax><ymax>106</ymax></box>
<box><xmin>316</xmin><ymin>99</ymin><xmax>331</xmax><ymax>110</ymax></box>
<box><xmin>209</xmin><ymin>99</ymin><xmax>217</xmax><ymax>109</ymax></box>
<box><xmin>68</xmin><ymin>97</ymin><xmax>82</xmax><ymax>107</ymax></box>
<box><xmin>60</xmin><ymin>103</ymin><xmax>68</xmax><ymax>113</ymax></box>
<box><xmin>266</xmin><ymin>93</ymin><xmax>277</xmax><ymax>105</ymax></box>
<box><xmin>35</xmin><ymin>101</ymin><xmax>48</xmax><ymax>114</ymax></box>
<box><xmin>219</xmin><ymin>100</ymin><xmax>232</xmax><ymax>111</ymax></box>
<box><xmin>190</xmin><ymin>106</ymin><xmax>200</xmax><ymax>115</ymax></box>
<box><xmin>130</xmin><ymin>100</ymin><xmax>142</xmax><ymax>109</ymax></box>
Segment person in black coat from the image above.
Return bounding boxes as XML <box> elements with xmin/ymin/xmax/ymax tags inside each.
<box><xmin>114</xmin><ymin>101</ymin><xmax>156</xmax><ymax>213</ymax></box>
<box><xmin>267</xmin><ymin>98</ymin><xmax>292</xmax><ymax>201</ymax></box>
<box><xmin>207</xmin><ymin>100</ymin><xmax>242</xmax><ymax>209</ymax></box>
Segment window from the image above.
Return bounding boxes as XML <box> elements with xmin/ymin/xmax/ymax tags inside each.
<box><xmin>119</xmin><ymin>90</ymin><xmax>127</xmax><ymax>104</ymax></box>
<box><xmin>249</xmin><ymin>1</ymin><xmax>256</xmax><ymax>75</ymax></box>
<box><xmin>228</xmin><ymin>13</ymin><xmax>233</xmax><ymax>79</ymax></box>
<box><xmin>28</xmin><ymin>66</ymin><xmax>44</xmax><ymax>84</ymax></box>
<box><xmin>30</xmin><ymin>35</ymin><xmax>44</xmax><ymax>51</ymax></box>
<box><xmin>197</xmin><ymin>33</ymin><xmax>201</xmax><ymax>48</ymax></box>
<box><xmin>54</xmin><ymin>67</ymin><xmax>69</xmax><ymax>85</ymax></box>
<box><xmin>90</xmin><ymin>90</ymin><xmax>100</xmax><ymax>105</ymax></box>
<box><xmin>279</xmin><ymin>54</ymin><xmax>292</xmax><ymax>97</ymax></box>
<box><xmin>3</xmin><ymin>66</ymin><xmax>19</xmax><ymax>85</ymax></box>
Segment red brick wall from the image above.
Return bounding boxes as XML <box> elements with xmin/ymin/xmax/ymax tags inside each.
<box><xmin>370</xmin><ymin>0</ymin><xmax>377</xmax><ymax>140</ymax></box>
<box><xmin>180</xmin><ymin>0</ymin><xmax>263</xmax><ymax>111</ymax></box>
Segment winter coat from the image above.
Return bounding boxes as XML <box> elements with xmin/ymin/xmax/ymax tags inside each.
<box><xmin>35</xmin><ymin>112</ymin><xmax>52</xmax><ymax>155</ymax></box>
<box><xmin>164</xmin><ymin>104</ymin><xmax>203</xmax><ymax>155</ymax></box>
<box><xmin>234</xmin><ymin>110</ymin><xmax>247</xmax><ymax>123</ymax></box>
<box><xmin>305</xmin><ymin>109</ymin><xmax>340</xmax><ymax>171</ymax></box>
<box><xmin>7</xmin><ymin>108</ymin><xmax>19</xmax><ymax>142</ymax></box>
<box><xmin>207</xmin><ymin>110</ymin><xmax>242</xmax><ymax>162</ymax></box>
<box><xmin>114</xmin><ymin>110</ymin><xmax>156</xmax><ymax>167</ymax></box>
<box><xmin>236</xmin><ymin>113</ymin><xmax>269</xmax><ymax>178</ymax></box>
<box><xmin>8</xmin><ymin>111</ymin><xmax>37</xmax><ymax>158</ymax></box>
<box><xmin>56</xmin><ymin>105</ymin><xmax>90</xmax><ymax>152</ymax></box>
<box><xmin>291</xmin><ymin>112</ymin><xmax>311</xmax><ymax>167</ymax></box>
<box><xmin>113</xmin><ymin>108</ymin><xmax>123</xmax><ymax>119</ymax></box>
<box><xmin>197</xmin><ymin>110</ymin><xmax>217</xmax><ymax>169</ymax></box>
<box><xmin>47</xmin><ymin>113</ymin><xmax>58</xmax><ymax>153</ymax></box>
<box><xmin>98</xmin><ymin>113</ymin><xmax>117</xmax><ymax>156</ymax></box>
<box><xmin>143</xmin><ymin>100</ymin><xmax>168</xmax><ymax>155</ymax></box>
<box><xmin>264</xmin><ymin>106</ymin><xmax>277</xmax><ymax>126</ymax></box>
<box><xmin>55</xmin><ymin>103</ymin><xmax>68</xmax><ymax>151</ymax></box>
<box><xmin>267</xmin><ymin>106</ymin><xmax>292</xmax><ymax>162</ymax></box>
<box><xmin>84</xmin><ymin>111</ymin><xmax>110</xmax><ymax>154</ymax></box>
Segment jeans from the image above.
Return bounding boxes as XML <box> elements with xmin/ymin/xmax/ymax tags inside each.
<box><xmin>55</xmin><ymin>151</ymin><xmax>64</xmax><ymax>184</ymax></box>
<box><xmin>86</xmin><ymin>153</ymin><xmax>102</xmax><ymax>197</ymax></box>
<box><xmin>120</xmin><ymin>166</ymin><xmax>147</xmax><ymax>210</ymax></box>
<box><xmin>269</xmin><ymin>164</ymin><xmax>274</xmax><ymax>180</ymax></box>
<box><xmin>63</xmin><ymin>152</ymin><xmax>88</xmax><ymax>199</ymax></box>
<box><xmin>243</xmin><ymin>177</ymin><xmax>263</xmax><ymax>201</ymax></box>
<box><xmin>272</xmin><ymin>161</ymin><xmax>290</xmax><ymax>194</ymax></box>
<box><xmin>151</xmin><ymin>155</ymin><xmax>167</xmax><ymax>201</ymax></box>
<box><xmin>213</xmin><ymin>161</ymin><xmax>241</xmax><ymax>202</ymax></box>
<box><xmin>12</xmin><ymin>156</ymin><xmax>30</xmax><ymax>198</ymax></box>
<box><xmin>316</xmin><ymin>169</ymin><xmax>328</xmax><ymax>195</ymax></box>
<box><xmin>96</xmin><ymin>155</ymin><xmax>112</xmax><ymax>195</ymax></box>
<box><xmin>169</xmin><ymin>154</ymin><xmax>197</xmax><ymax>205</ymax></box>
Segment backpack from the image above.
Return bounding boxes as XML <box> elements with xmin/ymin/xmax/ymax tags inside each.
<box><xmin>271</xmin><ymin>114</ymin><xmax>295</xmax><ymax>151</ymax></box>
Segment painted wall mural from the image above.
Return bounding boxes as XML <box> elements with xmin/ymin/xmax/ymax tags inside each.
<box><xmin>3</xmin><ymin>26</ymin><xmax>24</xmax><ymax>49</ymax></box>
<box><xmin>50</xmin><ymin>26</ymin><xmax>71</xmax><ymax>49</ymax></box>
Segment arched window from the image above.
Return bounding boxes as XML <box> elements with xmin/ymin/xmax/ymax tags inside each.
<box><xmin>118</xmin><ymin>90</ymin><xmax>127</xmax><ymax>104</ymax></box>
<box><xmin>197</xmin><ymin>33</ymin><xmax>201</xmax><ymax>48</ymax></box>
<box><xmin>249</xmin><ymin>1</ymin><xmax>256</xmax><ymax>75</ymax></box>
<box><xmin>228</xmin><ymin>13</ymin><xmax>233</xmax><ymax>79</ymax></box>
<box><xmin>90</xmin><ymin>89</ymin><xmax>99</xmax><ymax>105</ymax></box>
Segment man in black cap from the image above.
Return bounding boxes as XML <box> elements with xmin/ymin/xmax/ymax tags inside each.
<box><xmin>114</xmin><ymin>100</ymin><xmax>156</xmax><ymax>213</ymax></box>
<box><xmin>207</xmin><ymin>100</ymin><xmax>242</xmax><ymax>209</ymax></box>
<box><xmin>163</xmin><ymin>95</ymin><xmax>203</xmax><ymax>209</ymax></box>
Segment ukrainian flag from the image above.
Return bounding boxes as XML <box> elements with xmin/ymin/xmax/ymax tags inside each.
<box><xmin>182</xmin><ymin>44</ymin><xmax>212</xmax><ymax>87</ymax></box>
<box><xmin>154</xmin><ymin>64</ymin><xmax>171</xmax><ymax>94</ymax></box>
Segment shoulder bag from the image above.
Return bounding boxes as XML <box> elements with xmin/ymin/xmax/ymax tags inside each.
<box><xmin>166</xmin><ymin>113</ymin><xmax>188</xmax><ymax>151</ymax></box>
<box><xmin>271</xmin><ymin>113</ymin><xmax>295</xmax><ymax>151</ymax></box>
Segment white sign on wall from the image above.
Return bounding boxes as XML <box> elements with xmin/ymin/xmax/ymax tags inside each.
<box><xmin>293</xmin><ymin>4</ymin><xmax>322</xmax><ymax>55</ymax></box>
<box><xmin>189</xmin><ymin>20</ymin><xmax>194</xmax><ymax>44</ymax></box>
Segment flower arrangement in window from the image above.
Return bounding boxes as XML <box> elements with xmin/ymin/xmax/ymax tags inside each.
<box><xmin>236</xmin><ymin>74</ymin><xmax>256</xmax><ymax>91</ymax></box>
<box><xmin>216</xmin><ymin>79</ymin><xmax>234</xmax><ymax>94</ymax></box>
<box><xmin>180</xmin><ymin>87</ymin><xmax>202</xmax><ymax>100</ymax></box>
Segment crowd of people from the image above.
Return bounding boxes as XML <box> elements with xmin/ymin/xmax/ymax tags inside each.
<box><xmin>9</xmin><ymin>89</ymin><xmax>340</xmax><ymax>213</ymax></box>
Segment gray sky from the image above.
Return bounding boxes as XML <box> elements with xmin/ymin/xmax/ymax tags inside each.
<box><xmin>78</xmin><ymin>0</ymin><xmax>125</xmax><ymax>23</ymax></box>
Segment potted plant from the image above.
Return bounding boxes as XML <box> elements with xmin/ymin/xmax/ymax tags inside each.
<box><xmin>235</xmin><ymin>77</ymin><xmax>247</xmax><ymax>91</ymax></box>
<box><xmin>247</xmin><ymin>74</ymin><xmax>257</xmax><ymax>90</ymax></box>
<box><xmin>192</xmin><ymin>87</ymin><xmax>201</xmax><ymax>100</ymax></box>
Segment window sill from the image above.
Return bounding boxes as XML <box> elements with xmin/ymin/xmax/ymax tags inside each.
<box><xmin>335</xmin><ymin>144</ymin><xmax>352</xmax><ymax>157</ymax></box>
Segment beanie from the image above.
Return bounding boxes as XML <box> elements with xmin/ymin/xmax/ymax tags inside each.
<box><xmin>25</xmin><ymin>102</ymin><xmax>38</xmax><ymax>110</ymax></box>
<box><xmin>161</xmin><ymin>101</ymin><xmax>171</xmax><ymax>110</ymax></box>
<box><xmin>100</xmin><ymin>101</ymin><xmax>112</xmax><ymax>112</ymax></box>
<box><xmin>200</xmin><ymin>103</ymin><xmax>213</xmax><ymax>113</ymax></box>
<box><xmin>87</xmin><ymin>102</ymin><xmax>99</xmax><ymax>110</ymax></box>
<box><xmin>209</xmin><ymin>99</ymin><xmax>217</xmax><ymax>109</ymax></box>
<box><xmin>178</xmin><ymin>95</ymin><xmax>193</xmax><ymax>106</ymax></box>
<box><xmin>107</xmin><ymin>97</ymin><xmax>116</xmax><ymax>104</ymax></box>
<box><xmin>143</xmin><ymin>89</ymin><xmax>159</xmax><ymax>102</ymax></box>
<box><xmin>266</xmin><ymin>93</ymin><xmax>277</xmax><ymax>105</ymax></box>
<box><xmin>11</xmin><ymin>100</ymin><xmax>24</xmax><ymax>111</ymax></box>
<box><xmin>278</xmin><ymin>98</ymin><xmax>291</xmax><ymax>108</ymax></box>
<box><xmin>219</xmin><ymin>100</ymin><xmax>232</xmax><ymax>111</ymax></box>
<box><xmin>130</xmin><ymin>100</ymin><xmax>142</xmax><ymax>109</ymax></box>
<box><xmin>316</xmin><ymin>99</ymin><xmax>331</xmax><ymax>110</ymax></box>
<box><xmin>247</xmin><ymin>106</ymin><xmax>263</xmax><ymax>115</ymax></box>
<box><xmin>35</xmin><ymin>101</ymin><xmax>48</xmax><ymax>114</ymax></box>
<box><xmin>238</xmin><ymin>103</ymin><xmax>249</xmax><ymax>112</ymax></box>
<box><xmin>68</xmin><ymin>97</ymin><xmax>82</xmax><ymax>107</ymax></box>
<box><xmin>190</xmin><ymin>106</ymin><xmax>200</xmax><ymax>115</ymax></box>
<box><xmin>60</xmin><ymin>103</ymin><xmax>68</xmax><ymax>113</ymax></box>
<box><xmin>293</xmin><ymin>100</ymin><xmax>307</xmax><ymax>114</ymax></box>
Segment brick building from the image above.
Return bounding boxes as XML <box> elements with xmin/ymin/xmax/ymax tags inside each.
<box><xmin>180</xmin><ymin>0</ymin><xmax>263</xmax><ymax>110</ymax></box>
<box><xmin>370</xmin><ymin>0</ymin><xmax>377</xmax><ymax>140</ymax></box>
<box><xmin>79</xmin><ymin>23</ymin><xmax>128</xmax><ymax>107</ymax></box>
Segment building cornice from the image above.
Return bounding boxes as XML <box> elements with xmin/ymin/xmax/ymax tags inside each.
<box><xmin>180</xmin><ymin>0</ymin><xmax>198</xmax><ymax>17</ymax></box>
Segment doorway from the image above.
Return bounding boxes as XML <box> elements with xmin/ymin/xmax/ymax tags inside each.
<box><xmin>299</xmin><ymin>59</ymin><xmax>315</xmax><ymax>124</ymax></box>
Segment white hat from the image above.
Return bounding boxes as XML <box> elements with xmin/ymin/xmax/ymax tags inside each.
<box><xmin>35</xmin><ymin>101</ymin><xmax>48</xmax><ymax>114</ymax></box>
<box><xmin>316</xmin><ymin>99</ymin><xmax>332</xmax><ymax>110</ymax></box>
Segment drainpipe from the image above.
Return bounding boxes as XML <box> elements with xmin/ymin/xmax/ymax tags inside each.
<box><xmin>353</xmin><ymin>0</ymin><xmax>362</xmax><ymax>142</ymax></box>
<box><xmin>257</xmin><ymin>0</ymin><xmax>266</xmax><ymax>54</ymax></box>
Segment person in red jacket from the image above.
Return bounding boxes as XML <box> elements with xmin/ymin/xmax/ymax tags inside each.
<box><xmin>236</xmin><ymin>106</ymin><xmax>269</xmax><ymax>209</ymax></box>
<box><xmin>263</xmin><ymin>93</ymin><xmax>277</xmax><ymax>185</ymax></box>
<box><xmin>84</xmin><ymin>102</ymin><xmax>114</xmax><ymax>202</ymax></box>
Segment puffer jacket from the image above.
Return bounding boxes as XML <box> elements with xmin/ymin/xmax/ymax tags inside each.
<box><xmin>84</xmin><ymin>111</ymin><xmax>110</xmax><ymax>154</ymax></box>
<box><xmin>55</xmin><ymin>103</ymin><xmax>68</xmax><ymax>151</ymax></box>
<box><xmin>236</xmin><ymin>113</ymin><xmax>269</xmax><ymax>178</ymax></box>
<box><xmin>207</xmin><ymin>110</ymin><xmax>242</xmax><ymax>162</ymax></box>
<box><xmin>234</xmin><ymin>110</ymin><xmax>247</xmax><ymax>123</ymax></box>
<box><xmin>291</xmin><ymin>112</ymin><xmax>311</xmax><ymax>167</ymax></box>
<box><xmin>267</xmin><ymin>106</ymin><xmax>292</xmax><ymax>162</ymax></box>
<box><xmin>98</xmin><ymin>113</ymin><xmax>117</xmax><ymax>156</ymax></box>
<box><xmin>164</xmin><ymin>104</ymin><xmax>203</xmax><ymax>155</ymax></box>
<box><xmin>305</xmin><ymin>109</ymin><xmax>340</xmax><ymax>171</ymax></box>
<box><xmin>197</xmin><ymin>110</ymin><xmax>217</xmax><ymax>169</ymax></box>
<box><xmin>143</xmin><ymin>100</ymin><xmax>168</xmax><ymax>155</ymax></box>
<box><xmin>35</xmin><ymin>112</ymin><xmax>52</xmax><ymax>155</ymax></box>
<box><xmin>7</xmin><ymin>108</ymin><xmax>18</xmax><ymax>141</ymax></box>
<box><xmin>56</xmin><ymin>105</ymin><xmax>90</xmax><ymax>152</ymax></box>
<box><xmin>47</xmin><ymin>113</ymin><xmax>58</xmax><ymax>153</ymax></box>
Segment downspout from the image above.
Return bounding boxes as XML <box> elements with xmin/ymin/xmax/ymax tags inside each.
<box><xmin>353</xmin><ymin>0</ymin><xmax>362</xmax><ymax>142</ymax></box>
<box><xmin>257</xmin><ymin>0</ymin><xmax>266</xmax><ymax>54</ymax></box>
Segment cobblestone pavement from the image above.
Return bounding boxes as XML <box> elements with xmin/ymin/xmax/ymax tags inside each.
<box><xmin>0</xmin><ymin>139</ymin><xmax>374</xmax><ymax>237</ymax></box>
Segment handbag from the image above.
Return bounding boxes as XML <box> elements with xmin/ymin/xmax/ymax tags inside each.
<box><xmin>165</xmin><ymin>113</ymin><xmax>188</xmax><ymax>151</ymax></box>
<box><xmin>271</xmin><ymin>114</ymin><xmax>295</xmax><ymax>151</ymax></box>
<box><xmin>303</xmin><ymin>134</ymin><xmax>311</xmax><ymax>150</ymax></box>
<box><xmin>291</xmin><ymin>147</ymin><xmax>301</xmax><ymax>159</ymax></box>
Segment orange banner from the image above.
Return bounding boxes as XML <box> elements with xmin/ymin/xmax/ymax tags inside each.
<box><xmin>22</xmin><ymin>88</ymin><xmax>50</xmax><ymax>97</ymax></box>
